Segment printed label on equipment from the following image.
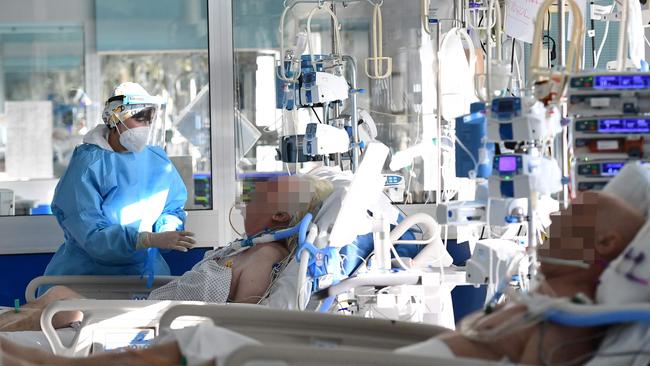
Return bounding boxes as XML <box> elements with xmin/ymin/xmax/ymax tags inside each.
<box><xmin>94</xmin><ymin>328</ymin><xmax>156</xmax><ymax>352</ymax></box>
<box><xmin>590</xmin><ymin>98</ymin><xmax>611</xmax><ymax>107</ymax></box>
<box><xmin>597</xmin><ymin>140</ymin><xmax>619</xmax><ymax>150</ymax></box>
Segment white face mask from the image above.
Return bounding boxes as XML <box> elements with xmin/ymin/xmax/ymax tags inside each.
<box><xmin>119</xmin><ymin>126</ymin><xmax>150</xmax><ymax>152</ymax></box>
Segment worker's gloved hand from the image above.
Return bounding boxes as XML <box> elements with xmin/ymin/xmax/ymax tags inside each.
<box><xmin>137</xmin><ymin>231</ymin><xmax>196</xmax><ymax>252</ymax></box>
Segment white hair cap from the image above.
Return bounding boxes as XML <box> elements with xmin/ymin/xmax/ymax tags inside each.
<box><xmin>110</xmin><ymin>82</ymin><xmax>150</xmax><ymax>98</ymax></box>
<box><xmin>602</xmin><ymin>162</ymin><xmax>650</xmax><ymax>217</ymax></box>
<box><xmin>102</xmin><ymin>82</ymin><xmax>158</xmax><ymax>128</ymax></box>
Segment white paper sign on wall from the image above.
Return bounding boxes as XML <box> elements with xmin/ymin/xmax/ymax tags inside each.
<box><xmin>505</xmin><ymin>0</ymin><xmax>546</xmax><ymax>43</ymax></box>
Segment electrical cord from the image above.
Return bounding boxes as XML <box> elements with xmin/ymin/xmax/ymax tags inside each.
<box><xmin>310</xmin><ymin>106</ymin><xmax>323</xmax><ymax>123</ymax></box>
<box><xmin>542</xmin><ymin>35</ymin><xmax>557</xmax><ymax>67</ymax></box>
<box><xmin>510</xmin><ymin>37</ymin><xmax>516</xmax><ymax>73</ymax></box>
<box><xmin>228</xmin><ymin>203</ymin><xmax>245</xmax><ymax>238</ymax></box>
<box><xmin>590</xmin><ymin>4</ymin><xmax>597</xmax><ymax>66</ymax></box>
<box><xmin>478</xmin><ymin>14</ymin><xmax>488</xmax><ymax>56</ymax></box>
<box><xmin>595</xmin><ymin>0</ymin><xmax>616</xmax><ymax>68</ymax></box>
<box><xmin>547</xmin><ymin>11</ymin><xmax>551</xmax><ymax>69</ymax></box>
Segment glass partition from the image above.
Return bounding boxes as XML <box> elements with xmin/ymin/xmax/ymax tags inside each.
<box><xmin>233</xmin><ymin>0</ymin><xmax>435</xmax><ymax>202</ymax></box>
<box><xmin>0</xmin><ymin>0</ymin><xmax>211</xmax><ymax>215</ymax></box>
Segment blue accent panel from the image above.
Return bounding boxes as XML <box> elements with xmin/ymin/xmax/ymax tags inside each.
<box><xmin>499</xmin><ymin>123</ymin><xmax>514</xmax><ymax>140</ymax></box>
<box><xmin>455</xmin><ymin>102</ymin><xmax>494</xmax><ymax>179</ymax></box>
<box><xmin>0</xmin><ymin>248</ymin><xmax>208</xmax><ymax>306</ymax></box>
<box><xmin>394</xmin><ymin>229</ymin><xmax>419</xmax><ymax>258</ymax></box>
<box><xmin>0</xmin><ymin>253</ymin><xmax>53</xmax><ymax>307</ymax></box>
<box><xmin>238</xmin><ymin>172</ymin><xmax>289</xmax><ymax>180</ymax></box>
<box><xmin>160</xmin><ymin>248</ymin><xmax>209</xmax><ymax>275</ymax></box>
<box><xmin>500</xmin><ymin>181</ymin><xmax>515</xmax><ymax>198</ymax></box>
<box><xmin>452</xmin><ymin>286</ymin><xmax>487</xmax><ymax>324</ymax></box>
<box><xmin>31</xmin><ymin>205</ymin><xmax>52</xmax><ymax>215</ymax></box>
<box><xmin>447</xmin><ymin>240</ymin><xmax>487</xmax><ymax>324</ymax></box>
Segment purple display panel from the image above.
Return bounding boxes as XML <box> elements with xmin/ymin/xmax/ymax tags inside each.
<box><xmin>598</xmin><ymin>119</ymin><xmax>650</xmax><ymax>133</ymax></box>
<box><xmin>594</xmin><ymin>75</ymin><xmax>650</xmax><ymax>89</ymax></box>
<box><xmin>498</xmin><ymin>156</ymin><xmax>518</xmax><ymax>172</ymax></box>
<box><xmin>601</xmin><ymin>162</ymin><xmax>625</xmax><ymax>176</ymax></box>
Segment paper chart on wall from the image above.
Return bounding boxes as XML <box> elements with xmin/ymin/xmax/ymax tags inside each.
<box><xmin>5</xmin><ymin>101</ymin><xmax>53</xmax><ymax>179</ymax></box>
<box><xmin>505</xmin><ymin>0</ymin><xmax>546</xmax><ymax>43</ymax></box>
<box><xmin>505</xmin><ymin>0</ymin><xmax>587</xmax><ymax>44</ymax></box>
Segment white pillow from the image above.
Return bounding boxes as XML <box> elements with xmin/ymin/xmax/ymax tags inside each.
<box><xmin>603</xmin><ymin>162</ymin><xmax>650</xmax><ymax>217</ymax></box>
<box><xmin>596</xmin><ymin>162</ymin><xmax>650</xmax><ymax>304</ymax></box>
<box><xmin>596</xmin><ymin>220</ymin><xmax>650</xmax><ymax>304</ymax></box>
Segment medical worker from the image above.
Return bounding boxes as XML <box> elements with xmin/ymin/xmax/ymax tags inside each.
<box><xmin>42</xmin><ymin>82</ymin><xmax>195</xmax><ymax>285</ymax></box>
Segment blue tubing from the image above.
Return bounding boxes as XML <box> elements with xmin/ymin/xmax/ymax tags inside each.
<box><xmin>271</xmin><ymin>213</ymin><xmax>313</xmax><ymax>242</ymax></box>
<box><xmin>546</xmin><ymin>309</ymin><xmax>650</xmax><ymax>327</ymax></box>
<box><xmin>298</xmin><ymin>213</ymin><xmax>313</xmax><ymax>246</ymax></box>
<box><xmin>272</xmin><ymin>226</ymin><xmax>299</xmax><ymax>241</ymax></box>
<box><xmin>319</xmin><ymin>296</ymin><xmax>335</xmax><ymax>313</ymax></box>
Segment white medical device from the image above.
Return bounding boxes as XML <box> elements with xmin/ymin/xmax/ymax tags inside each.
<box><xmin>487</xmin><ymin>97</ymin><xmax>562</xmax><ymax>142</ymax></box>
<box><xmin>435</xmin><ymin>197</ymin><xmax>528</xmax><ymax>226</ymax></box>
<box><xmin>435</xmin><ymin>200</ymin><xmax>486</xmax><ymax>225</ymax></box>
<box><xmin>388</xmin><ymin>138</ymin><xmax>436</xmax><ymax>171</ymax></box>
<box><xmin>567</xmin><ymin>72</ymin><xmax>650</xmax><ymax>117</ymax></box>
<box><xmin>488</xmin><ymin>197</ymin><xmax>528</xmax><ymax>225</ymax></box>
<box><xmin>487</xmin><ymin>154</ymin><xmax>537</xmax><ymax>199</ymax></box>
<box><xmin>382</xmin><ymin>174</ymin><xmax>405</xmax><ymax>203</ymax></box>
<box><xmin>300</xmin><ymin>71</ymin><xmax>349</xmax><ymax>106</ymax></box>
<box><xmin>0</xmin><ymin>189</ymin><xmax>14</xmax><ymax>216</ymax></box>
<box><xmin>569</xmin><ymin>72</ymin><xmax>650</xmax><ymax>192</ymax></box>
<box><xmin>327</xmin><ymin>142</ymin><xmax>390</xmax><ymax>248</ymax></box>
<box><xmin>465</xmin><ymin>239</ymin><xmax>526</xmax><ymax>285</ymax></box>
<box><xmin>303</xmin><ymin>123</ymin><xmax>350</xmax><ymax>156</ymax></box>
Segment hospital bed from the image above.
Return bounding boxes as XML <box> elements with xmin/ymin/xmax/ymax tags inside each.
<box><xmin>25</xmin><ymin>275</ymin><xmax>178</xmax><ymax>302</ymax></box>
<box><xmin>38</xmin><ymin>298</ymin><xmax>650</xmax><ymax>362</ymax></box>
<box><xmin>35</xmin><ymin>300</ymin><xmax>202</xmax><ymax>355</ymax></box>
<box><xmin>37</xmin><ymin>300</ymin><xmax>447</xmax><ymax>356</ymax></box>
<box><xmin>224</xmin><ymin>344</ymin><xmax>494</xmax><ymax>366</ymax></box>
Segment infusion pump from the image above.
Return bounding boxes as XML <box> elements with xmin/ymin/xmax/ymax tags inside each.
<box><xmin>568</xmin><ymin>72</ymin><xmax>650</xmax><ymax>191</ymax></box>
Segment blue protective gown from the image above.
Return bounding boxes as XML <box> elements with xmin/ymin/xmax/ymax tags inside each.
<box><xmin>43</xmin><ymin>142</ymin><xmax>187</xmax><ymax>279</ymax></box>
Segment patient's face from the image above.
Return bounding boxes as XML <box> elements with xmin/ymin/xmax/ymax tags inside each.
<box><xmin>244</xmin><ymin>177</ymin><xmax>313</xmax><ymax>235</ymax></box>
<box><xmin>540</xmin><ymin>192</ymin><xmax>602</xmax><ymax>262</ymax></box>
<box><xmin>540</xmin><ymin>191</ymin><xmax>644</xmax><ymax>262</ymax></box>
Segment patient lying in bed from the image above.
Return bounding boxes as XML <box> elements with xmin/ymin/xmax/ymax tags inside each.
<box><xmin>0</xmin><ymin>174</ymin><xmax>334</xmax><ymax>332</ymax></box>
<box><xmin>1</xmin><ymin>189</ymin><xmax>644</xmax><ymax>366</ymax></box>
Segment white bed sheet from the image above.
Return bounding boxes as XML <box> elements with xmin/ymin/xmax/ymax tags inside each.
<box><xmin>0</xmin><ymin>328</ymin><xmax>76</xmax><ymax>352</ymax></box>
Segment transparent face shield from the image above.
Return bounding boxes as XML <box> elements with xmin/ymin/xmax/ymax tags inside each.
<box><xmin>144</xmin><ymin>102</ymin><xmax>166</xmax><ymax>148</ymax></box>
<box><xmin>107</xmin><ymin>94</ymin><xmax>167</xmax><ymax>148</ymax></box>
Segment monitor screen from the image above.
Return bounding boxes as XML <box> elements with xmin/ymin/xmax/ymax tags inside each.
<box><xmin>598</xmin><ymin>119</ymin><xmax>650</xmax><ymax>133</ymax></box>
<box><xmin>601</xmin><ymin>162</ymin><xmax>625</xmax><ymax>176</ymax></box>
<box><xmin>498</xmin><ymin>156</ymin><xmax>518</xmax><ymax>173</ymax></box>
<box><xmin>496</xmin><ymin>100</ymin><xmax>514</xmax><ymax>112</ymax></box>
<box><xmin>594</xmin><ymin>75</ymin><xmax>650</xmax><ymax>89</ymax></box>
